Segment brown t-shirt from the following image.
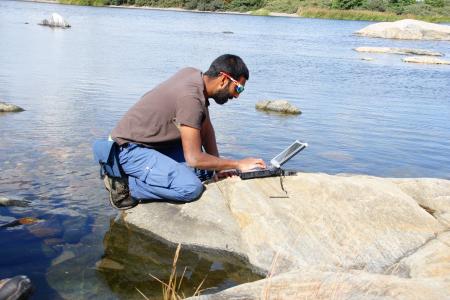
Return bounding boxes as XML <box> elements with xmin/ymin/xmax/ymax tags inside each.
<box><xmin>111</xmin><ymin>67</ymin><xmax>209</xmax><ymax>148</ymax></box>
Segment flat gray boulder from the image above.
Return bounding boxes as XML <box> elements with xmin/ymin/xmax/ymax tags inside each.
<box><xmin>0</xmin><ymin>101</ymin><xmax>24</xmax><ymax>112</ymax></box>
<box><xmin>39</xmin><ymin>13</ymin><xmax>70</xmax><ymax>28</ymax></box>
<box><xmin>355</xmin><ymin>19</ymin><xmax>450</xmax><ymax>41</ymax></box>
<box><xmin>403</xmin><ymin>56</ymin><xmax>450</xmax><ymax>65</ymax></box>
<box><xmin>125</xmin><ymin>173</ymin><xmax>450</xmax><ymax>299</ymax></box>
<box><xmin>354</xmin><ymin>46</ymin><xmax>443</xmax><ymax>56</ymax></box>
<box><xmin>255</xmin><ymin>100</ymin><xmax>301</xmax><ymax>115</ymax></box>
<box><xmin>124</xmin><ymin>173</ymin><xmax>449</xmax><ymax>267</ymax></box>
<box><xmin>191</xmin><ymin>268</ymin><xmax>450</xmax><ymax>299</ymax></box>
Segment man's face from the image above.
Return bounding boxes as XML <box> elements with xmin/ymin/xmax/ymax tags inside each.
<box><xmin>212</xmin><ymin>75</ymin><xmax>246</xmax><ymax>105</ymax></box>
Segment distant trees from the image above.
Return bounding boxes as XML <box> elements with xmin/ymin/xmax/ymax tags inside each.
<box><xmin>330</xmin><ymin>0</ymin><xmax>445</xmax><ymax>11</ymax></box>
<box><xmin>425</xmin><ymin>0</ymin><xmax>444</xmax><ymax>7</ymax></box>
<box><xmin>59</xmin><ymin>0</ymin><xmax>450</xmax><ymax>21</ymax></box>
<box><xmin>331</xmin><ymin>0</ymin><xmax>363</xmax><ymax>9</ymax></box>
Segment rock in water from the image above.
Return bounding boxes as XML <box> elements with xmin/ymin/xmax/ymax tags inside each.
<box><xmin>0</xmin><ymin>102</ymin><xmax>24</xmax><ymax>112</ymax></box>
<box><xmin>403</xmin><ymin>56</ymin><xmax>450</xmax><ymax>65</ymax></box>
<box><xmin>355</xmin><ymin>19</ymin><xmax>450</xmax><ymax>41</ymax></box>
<box><xmin>0</xmin><ymin>217</ymin><xmax>41</xmax><ymax>229</ymax></box>
<box><xmin>0</xmin><ymin>276</ymin><xmax>33</xmax><ymax>300</ymax></box>
<box><xmin>0</xmin><ymin>197</ymin><xmax>30</xmax><ymax>207</ymax></box>
<box><xmin>354</xmin><ymin>46</ymin><xmax>443</xmax><ymax>56</ymax></box>
<box><xmin>39</xmin><ymin>13</ymin><xmax>71</xmax><ymax>28</ymax></box>
<box><xmin>255</xmin><ymin>100</ymin><xmax>301</xmax><ymax>115</ymax></box>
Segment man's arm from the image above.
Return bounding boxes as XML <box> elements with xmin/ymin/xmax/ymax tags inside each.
<box><xmin>180</xmin><ymin>125</ymin><xmax>265</xmax><ymax>172</ymax></box>
<box><xmin>201</xmin><ymin>112</ymin><xmax>219</xmax><ymax>157</ymax></box>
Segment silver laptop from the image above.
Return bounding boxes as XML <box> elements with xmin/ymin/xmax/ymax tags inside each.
<box><xmin>239</xmin><ymin>140</ymin><xmax>308</xmax><ymax>180</ymax></box>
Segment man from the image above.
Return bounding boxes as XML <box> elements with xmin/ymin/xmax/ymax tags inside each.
<box><xmin>106</xmin><ymin>54</ymin><xmax>266</xmax><ymax>209</ymax></box>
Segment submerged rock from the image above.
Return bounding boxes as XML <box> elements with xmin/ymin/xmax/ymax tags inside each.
<box><xmin>255</xmin><ymin>100</ymin><xmax>301</xmax><ymax>115</ymax></box>
<box><xmin>124</xmin><ymin>173</ymin><xmax>450</xmax><ymax>299</ymax></box>
<box><xmin>0</xmin><ymin>102</ymin><xmax>24</xmax><ymax>113</ymax></box>
<box><xmin>39</xmin><ymin>13</ymin><xmax>70</xmax><ymax>28</ymax></box>
<box><xmin>355</xmin><ymin>19</ymin><xmax>450</xmax><ymax>41</ymax></box>
<box><xmin>403</xmin><ymin>56</ymin><xmax>450</xmax><ymax>65</ymax></box>
<box><xmin>0</xmin><ymin>217</ymin><xmax>41</xmax><ymax>229</ymax></box>
<box><xmin>95</xmin><ymin>258</ymin><xmax>124</xmax><ymax>271</ymax></box>
<box><xmin>0</xmin><ymin>197</ymin><xmax>30</xmax><ymax>207</ymax></box>
<box><xmin>354</xmin><ymin>46</ymin><xmax>443</xmax><ymax>56</ymax></box>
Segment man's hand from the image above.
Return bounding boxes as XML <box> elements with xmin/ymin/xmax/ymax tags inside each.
<box><xmin>236</xmin><ymin>158</ymin><xmax>266</xmax><ymax>172</ymax></box>
<box><xmin>213</xmin><ymin>169</ymin><xmax>238</xmax><ymax>182</ymax></box>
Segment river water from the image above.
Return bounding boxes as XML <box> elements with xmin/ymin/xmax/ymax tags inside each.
<box><xmin>0</xmin><ymin>0</ymin><xmax>449</xmax><ymax>298</ymax></box>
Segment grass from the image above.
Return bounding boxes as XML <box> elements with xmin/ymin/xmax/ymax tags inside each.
<box><xmin>250</xmin><ymin>8</ymin><xmax>271</xmax><ymax>16</ymax></box>
<box><xmin>297</xmin><ymin>6</ymin><xmax>450</xmax><ymax>22</ymax></box>
<box><xmin>142</xmin><ymin>243</ymin><xmax>206</xmax><ymax>300</ymax></box>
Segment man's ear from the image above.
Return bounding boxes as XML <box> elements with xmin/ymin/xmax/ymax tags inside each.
<box><xmin>218</xmin><ymin>74</ymin><xmax>227</xmax><ymax>89</ymax></box>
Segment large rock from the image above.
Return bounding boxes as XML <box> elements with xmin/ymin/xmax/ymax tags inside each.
<box><xmin>39</xmin><ymin>13</ymin><xmax>70</xmax><ymax>28</ymax></box>
<box><xmin>190</xmin><ymin>269</ymin><xmax>450</xmax><ymax>299</ymax></box>
<box><xmin>255</xmin><ymin>100</ymin><xmax>301</xmax><ymax>115</ymax></box>
<box><xmin>123</xmin><ymin>173</ymin><xmax>450</xmax><ymax>298</ymax></box>
<box><xmin>390</xmin><ymin>178</ymin><xmax>450</xmax><ymax>227</ymax></box>
<box><xmin>403</xmin><ymin>56</ymin><xmax>450</xmax><ymax>65</ymax></box>
<box><xmin>0</xmin><ymin>102</ymin><xmax>24</xmax><ymax>112</ymax></box>
<box><xmin>394</xmin><ymin>231</ymin><xmax>450</xmax><ymax>279</ymax></box>
<box><xmin>354</xmin><ymin>46</ymin><xmax>443</xmax><ymax>56</ymax></box>
<box><xmin>355</xmin><ymin>19</ymin><xmax>450</xmax><ymax>41</ymax></box>
<box><xmin>192</xmin><ymin>233</ymin><xmax>450</xmax><ymax>299</ymax></box>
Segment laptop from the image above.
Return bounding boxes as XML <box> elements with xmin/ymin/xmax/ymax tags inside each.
<box><xmin>239</xmin><ymin>140</ymin><xmax>308</xmax><ymax>180</ymax></box>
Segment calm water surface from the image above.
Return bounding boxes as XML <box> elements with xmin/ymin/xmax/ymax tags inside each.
<box><xmin>1</xmin><ymin>0</ymin><xmax>450</xmax><ymax>298</ymax></box>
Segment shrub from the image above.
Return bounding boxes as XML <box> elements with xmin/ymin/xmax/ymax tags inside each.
<box><xmin>425</xmin><ymin>0</ymin><xmax>444</xmax><ymax>7</ymax></box>
<box><xmin>331</xmin><ymin>0</ymin><xmax>363</xmax><ymax>9</ymax></box>
<box><xmin>224</xmin><ymin>0</ymin><xmax>264</xmax><ymax>11</ymax></box>
<box><xmin>263</xmin><ymin>0</ymin><xmax>304</xmax><ymax>12</ymax></box>
<box><xmin>361</xmin><ymin>0</ymin><xmax>389</xmax><ymax>11</ymax></box>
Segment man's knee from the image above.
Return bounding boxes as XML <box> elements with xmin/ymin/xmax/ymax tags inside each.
<box><xmin>173</xmin><ymin>176</ymin><xmax>204</xmax><ymax>202</ymax></box>
<box><xmin>171</xmin><ymin>165</ymin><xmax>204</xmax><ymax>202</ymax></box>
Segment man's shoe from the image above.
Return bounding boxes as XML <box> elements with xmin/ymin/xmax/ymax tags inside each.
<box><xmin>0</xmin><ymin>275</ymin><xmax>33</xmax><ymax>300</ymax></box>
<box><xmin>103</xmin><ymin>175</ymin><xmax>138</xmax><ymax>210</ymax></box>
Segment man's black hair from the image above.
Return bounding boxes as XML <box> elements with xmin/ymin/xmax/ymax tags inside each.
<box><xmin>204</xmin><ymin>54</ymin><xmax>249</xmax><ymax>80</ymax></box>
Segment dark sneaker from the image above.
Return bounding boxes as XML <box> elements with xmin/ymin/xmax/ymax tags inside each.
<box><xmin>0</xmin><ymin>275</ymin><xmax>33</xmax><ymax>300</ymax></box>
<box><xmin>103</xmin><ymin>175</ymin><xmax>138</xmax><ymax>210</ymax></box>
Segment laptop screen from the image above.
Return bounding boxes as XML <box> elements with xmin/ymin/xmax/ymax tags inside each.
<box><xmin>270</xmin><ymin>140</ymin><xmax>308</xmax><ymax>168</ymax></box>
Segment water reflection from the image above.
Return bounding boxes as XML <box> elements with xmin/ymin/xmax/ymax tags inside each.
<box><xmin>96</xmin><ymin>216</ymin><xmax>263</xmax><ymax>299</ymax></box>
<box><xmin>0</xmin><ymin>203</ymin><xmax>93</xmax><ymax>299</ymax></box>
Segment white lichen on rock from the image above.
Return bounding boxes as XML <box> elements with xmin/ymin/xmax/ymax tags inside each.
<box><xmin>354</xmin><ymin>46</ymin><xmax>443</xmax><ymax>56</ymax></box>
<box><xmin>39</xmin><ymin>13</ymin><xmax>71</xmax><ymax>28</ymax></box>
<box><xmin>355</xmin><ymin>19</ymin><xmax>450</xmax><ymax>41</ymax></box>
<box><xmin>403</xmin><ymin>56</ymin><xmax>450</xmax><ymax>65</ymax></box>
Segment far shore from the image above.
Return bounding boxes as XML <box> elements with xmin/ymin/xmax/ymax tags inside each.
<box><xmin>18</xmin><ymin>0</ymin><xmax>299</xmax><ymax>18</ymax></box>
<box><xmin>16</xmin><ymin>0</ymin><xmax>450</xmax><ymax>22</ymax></box>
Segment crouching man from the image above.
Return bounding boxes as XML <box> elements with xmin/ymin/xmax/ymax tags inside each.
<box><xmin>105</xmin><ymin>54</ymin><xmax>266</xmax><ymax>209</ymax></box>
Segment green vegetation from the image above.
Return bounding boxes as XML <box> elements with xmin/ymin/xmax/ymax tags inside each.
<box><xmin>58</xmin><ymin>0</ymin><xmax>450</xmax><ymax>22</ymax></box>
<box><xmin>250</xmin><ymin>7</ymin><xmax>271</xmax><ymax>15</ymax></box>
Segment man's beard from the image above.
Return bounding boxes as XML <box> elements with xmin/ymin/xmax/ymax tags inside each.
<box><xmin>212</xmin><ymin>84</ymin><xmax>232</xmax><ymax>105</ymax></box>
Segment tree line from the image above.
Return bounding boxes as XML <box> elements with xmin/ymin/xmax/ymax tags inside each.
<box><xmin>60</xmin><ymin>0</ymin><xmax>450</xmax><ymax>21</ymax></box>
